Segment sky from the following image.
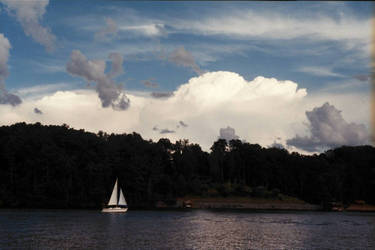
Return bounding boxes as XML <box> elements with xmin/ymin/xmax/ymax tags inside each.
<box><xmin>0</xmin><ymin>1</ymin><xmax>373</xmax><ymax>154</ymax></box>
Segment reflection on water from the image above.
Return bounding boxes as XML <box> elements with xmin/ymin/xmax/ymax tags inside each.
<box><xmin>0</xmin><ymin>209</ymin><xmax>374</xmax><ymax>249</ymax></box>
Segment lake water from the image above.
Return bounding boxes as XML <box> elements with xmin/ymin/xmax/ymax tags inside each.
<box><xmin>0</xmin><ymin>209</ymin><xmax>374</xmax><ymax>249</ymax></box>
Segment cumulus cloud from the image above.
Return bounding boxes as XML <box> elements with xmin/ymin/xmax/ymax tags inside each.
<box><xmin>219</xmin><ymin>126</ymin><xmax>239</xmax><ymax>142</ymax></box>
<box><xmin>0</xmin><ymin>33</ymin><xmax>22</xmax><ymax>106</ymax></box>
<box><xmin>168</xmin><ymin>47</ymin><xmax>202</xmax><ymax>75</ymax></box>
<box><xmin>95</xmin><ymin>17</ymin><xmax>118</xmax><ymax>41</ymax></box>
<box><xmin>1</xmin><ymin>0</ymin><xmax>56</xmax><ymax>52</ymax></box>
<box><xmin>286</xmin><ymin>102</ymin><xmax>369</xmax><ymax>152</ymax></box>
<box><xmin>66</xmin><ymin>50</ymin><xmax>130</xmax><ymax>110</ymax></box>
<box><xmin>34</xmin><ymin>107</ymin><xmax>42</xmax><ymax>114</ymax></box>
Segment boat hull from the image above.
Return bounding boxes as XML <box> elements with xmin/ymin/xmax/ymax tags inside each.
<box><xmin>101</xmin><ymin>207</ymin><xmax>128</xmax><ymax>213</ymax></box>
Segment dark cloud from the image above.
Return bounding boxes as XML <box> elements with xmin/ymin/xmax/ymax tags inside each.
<box><xmin>179</xmin><ymin>121</ymin><xmax>188</xmax><ymax>127</ymax></box>
<box><xmin>66</xmin><ymin>50</ymin><xmax>130</xmax><ymax>110</ymax></box>
<box><xmin>94</xmin><ymin>17</ymin><xmax>118</xmax><ymax>41</ymax></box>
<box><xmin>219</xmin><ymin>126</ymin><xmax>239</xmax><ymax>142</ymax></box>
<box><xmin>0</xmin><ymin>34</ymin><xmax>22</xmax><ymax>106</ymax></box>
<box><xmin>0</xmin><ymin>89</ymin><xmax>22</xmax><ymax>106</ymax></box>
<box><xmin>160</xmin><ymin>128</ymin><xmax>175</xmax><ymax>134</ymax></box>
<box><xmin>168</xmin><ymin>46</ymin><xmax>202</xmax><ymax>75</ymax></box>
<box><xmin>287</xmin><ymin>102</ymin><xmax>369</xmax><ymax>152</ymax></box>
<box><xmin>353</xmin><ymin>74</ymin><xmax>370</xmax><ymax>82</ymax></box>
<box><xmin>0</xmin><ymin>34</ymin><xmax>10</xmax><ymax>81</ymax></box>
<box><xmin>34</xmin><ymin>107</ymin><xmax>43</xmax><ymax>114</ymax></box>
<box><xmin>151</xmin><ymin>92</ymin><xmax>174</xmax><ymax>98</ymax></box>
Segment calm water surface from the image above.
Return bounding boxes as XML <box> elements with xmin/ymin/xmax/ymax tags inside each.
<box><xmin>0</xmin><ymin>209</ymin><xmax>374</xmax><ymax>249</ymax></box>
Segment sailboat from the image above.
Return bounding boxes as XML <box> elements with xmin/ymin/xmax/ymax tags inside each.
<box><xmin>102</xmin><ymin>178</ymin><xmax>128</xmax><ymax>213</ymax></box>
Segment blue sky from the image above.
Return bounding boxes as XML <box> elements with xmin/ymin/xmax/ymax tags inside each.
<box><xmin>0</xmin><ymin>1</ymin><xmax>373</xmax><ymax>153</ymax></box>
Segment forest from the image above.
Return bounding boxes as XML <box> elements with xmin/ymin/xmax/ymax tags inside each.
<box><xmin>0</xmin><ymin>122</ymin><xmax>374</xmax><ymax>209</ymax></box>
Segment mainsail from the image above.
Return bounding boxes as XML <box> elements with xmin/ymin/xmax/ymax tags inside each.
<box><xmin>107</xmin><ymin>178</ymin><xmax>118</xmax><ymax>206</ymax></box>
<box><xmin>118</xmin><ymin>189</ymin><xmax>127</xmax><ymax>206</ymax></box>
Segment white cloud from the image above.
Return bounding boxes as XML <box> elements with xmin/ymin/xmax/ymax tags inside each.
<box><xmin>174</xmin><ymin>9</ymin><xmax>371</xmax><ymax>43</ymax></box>
<box><xmin>1</xmin><ymin>0</ymin><xmax>56</xmax><ymax>52</ymax></box>
<box><xmin>119</xmin><ymin>23</ymin><xmax>165</xmax><ymax>37</ymax></box>
<box><xmin>14</xmin><ymin>82</ymin><xmax>73</xmax><ymax>99</ymax></box>
<box><xmin>0</xmin><ymin>71</ymin><xmax>370</xmax><ymax>154</ymax></box>
<box><xmin>171</xmin><ymin>8</ymin><xmax>372</xmax><ymax>62</ymax></box>
<box><xmin>297</xmin><ymin>66</ymin><xmax>345</xmax><ymax>78</ymax></box>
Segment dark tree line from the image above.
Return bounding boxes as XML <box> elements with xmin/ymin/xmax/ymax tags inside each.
<box><xmin>0</xmin><ymin>122</ymin><xmax>374</xmax><ymax>208</ymax></box>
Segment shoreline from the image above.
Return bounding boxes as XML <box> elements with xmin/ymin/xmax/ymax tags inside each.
<box><xmin>174</xmin><ymin>197</ymin><xmax>322</xmax><ymax>211</ymax></box>
<box><xmin>1</xmin><ymin>198</ymin><xmax>374</xmax><ymax>212</ymax></box>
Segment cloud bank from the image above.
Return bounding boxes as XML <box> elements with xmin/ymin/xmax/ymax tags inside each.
<box><xmin>287</xmin><ymin>102</ymin><xmax>369</xmax><ymax>152</ymax></box>
<box><xmin>0</xmin><ymin>71</ymin><xmax>369</xmax><ymax>153</ymax></box>
<box><xmin>0</xmin><ymin>0</ymin><xmax>56</xmax><ymax>52</ymax></box>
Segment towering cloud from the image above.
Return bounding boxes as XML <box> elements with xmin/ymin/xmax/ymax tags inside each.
<box><xmin>0</xmin><ymin>34</ymin><xmax>22</xmax><ymax>106</ymax></box>
<box><xmin>0</xmin><ymin>0</ymin><xmax>56</xmax><ymax>52</ymax></box>
<box><xmin>168</xmin><ymin>46</ymin><xmax>202</xmax><ymax>75</ymax></box>
<box><xmin>219</xmin><ymin>126</ymin><xmax>239</xmax><ymax>142</ymax></box>
<box><xmin>287</xmin><ymin>102</ymin><xmax>369</xmax><ymax>152</ymax></box>
<box><xmin>66</xmin><ymin>50</ymin><xmax>130</xmax><ymax>110</ymax></box>
<box><xmin>95</xmin><ymin>17</ymin><xmax>118</xmax><ymax>41</ymax></box>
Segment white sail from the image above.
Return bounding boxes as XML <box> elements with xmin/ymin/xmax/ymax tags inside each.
<box><xmin>118</xmin><ymin>188</ymin><xmax>127</xmax><ymax>206</ymax></box>
<box><xmin>107</xmin><ymin>178</ymin><xmax>118</xmax><ymax>206</ymax></box>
